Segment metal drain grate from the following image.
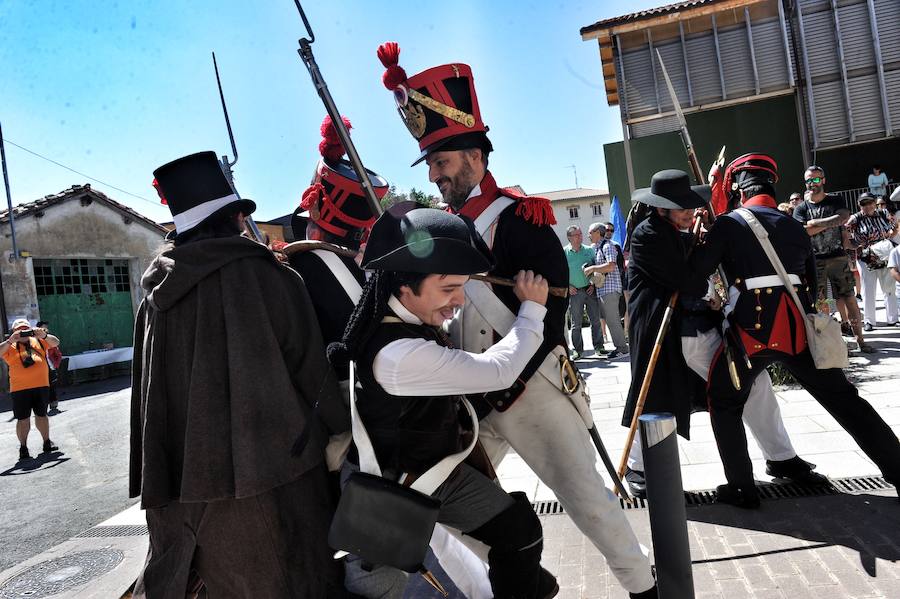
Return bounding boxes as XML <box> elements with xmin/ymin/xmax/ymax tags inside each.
<box><xmin>532</xmin><ymin>475</ymin><xmax>895</xmax><ymax>515</ymax></box>
<box><xmin>0</xmin><ymin>549</ymin><xmax>123</xmax><ymax>598</ymax></box>
<box><xmin>74</xmin><ymin>524</ymin><xmax>149</xmax><ymax>538</ymax></box>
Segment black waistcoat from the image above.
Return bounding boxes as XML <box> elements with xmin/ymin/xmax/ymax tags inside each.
<box><xmin>356</xmin><ymin>320</ymin><xmax>467</xmax><ymax>476</ymax></box>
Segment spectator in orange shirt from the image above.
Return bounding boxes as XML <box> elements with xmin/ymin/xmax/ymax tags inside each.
<box><xmin>1</xmin><ymin>318</ymin><xmax>61</xmax><ymax>461</ymax></box>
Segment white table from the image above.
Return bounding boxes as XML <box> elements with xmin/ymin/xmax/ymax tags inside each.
<box><xmin>64</xmin><ymin>347</ymin><xmax>134</xmax><ymax>370</ymax></box>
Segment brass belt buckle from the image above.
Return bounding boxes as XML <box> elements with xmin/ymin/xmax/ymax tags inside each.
<box><xmin>559</xmin><ymin>355</ymin><xmax>580</xmax><ymax>395</ymax></box>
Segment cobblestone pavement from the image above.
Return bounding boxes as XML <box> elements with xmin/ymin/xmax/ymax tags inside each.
<box><xmin>541</xmin><ymin>490</ymin><xmax>899</xmax><ymax>599</ymax></box>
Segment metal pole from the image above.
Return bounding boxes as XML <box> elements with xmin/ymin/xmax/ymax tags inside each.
<box><xmin>866</xmin><ymin>0</ymin><xmax>892</xmax><ymax>137</ymax></box>
<box><xmin>679</xmin><ymin>22</ymin><xmax>694</xmax><ymax>107</ymax></box>
<box><xmin>744</xmin><ymin>8</ymin><xmax>760</xmax><ymax>96</ymax></box>
<box><xmin>711</xmin><ymin>14</ymin><xmax>727</xmax><ymax>101</ymax></box>
<box><xmin>615</xmin><ymin>35</ymin><xmax>636</xmax><ymax>194</ymax></box>
<box><xmin>0</xmin><ymin>122</ymin><xmax>20</xmax><ymax>261</ymax></box>
<box><xmin>640</xmin><ymin>413</ymin><xmax>694</xmax><ymax>599</ymax></box>
<box><xmin>795</xmin><ymin>1</ymin><xmax>819</xmax><ymax>148</ymax></box>
<box><xmin>648</xmin><ymin>30</ymin><xmax>662</xmax><ymax>114</ymax></box>
<box><xmin>830</xmin><ymin>0</ymin><xmax>854</xmax><ymax>142</ymax></box>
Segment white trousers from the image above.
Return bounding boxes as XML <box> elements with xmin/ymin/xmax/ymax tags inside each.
<box><xmin>857</xmin><ymin>262</ymin><xmax>899</xmax><ymax>325</ymax></box>
<box><xmin>628</xmin><ymin>328</ymin><xmax>797</xmax><ymax>471</ymax></box>
<box><xmin>478</xmin><ymin>373</ymin><xmax>656</xmax><ymax>594</ymax></box>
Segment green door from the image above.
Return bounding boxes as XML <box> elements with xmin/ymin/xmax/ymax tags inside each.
<box><xmin>34</xmin><ymin>259</ymin><xmax>135</xmax><ymax>355</ymax></box>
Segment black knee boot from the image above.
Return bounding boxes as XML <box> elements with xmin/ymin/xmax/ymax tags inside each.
<box><xmin>466</xmin><ymin>492</ymin><xmax>556</xmax><ymax>599</ymax></box>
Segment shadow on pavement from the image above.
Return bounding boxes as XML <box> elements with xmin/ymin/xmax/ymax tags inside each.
<box><xmin>0</xmin><ymin>451</ymin><xmax>70</xmax><ymax>476</ymax></box>
<box><xmin>686</xmin><ymin>492</ymin><xmax>900</xmax><ymax>576</ymax></box>
<box><xmin>0</xmin><ymin>375</ymin><xmax>131</xmax><ymax>415</ymax></box>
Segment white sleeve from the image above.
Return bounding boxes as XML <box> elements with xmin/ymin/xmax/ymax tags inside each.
<box><xmin>888</xmin><ymin>247</ymin><xmax>900</xmax><ymax>270</ymax></box>
<box><xmin>373</xmin><ymin>301</ymin><xmax>547</xmax><ymax>396</ymax></box>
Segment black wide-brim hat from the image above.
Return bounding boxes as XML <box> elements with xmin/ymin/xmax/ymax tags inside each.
<box><xmin>153</xmin><ymin>151</ymin><xmax>255</xmax><ymax>237</ymax></box>
<box><xmin>361</xmin><ymin>203</ymin><xmax>494</xmax><ymax>274</ymax></box>
<box><xmin>632</xmin><ymin>169</ymin><xmax>710</xmax><ymax>210</ymax></box>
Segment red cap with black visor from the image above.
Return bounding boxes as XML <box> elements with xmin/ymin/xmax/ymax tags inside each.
<box><xmin>723</xmin><ymin>153</ymin><xmax>779</xmax><ymax>207</ymax></box>
<box><xmin>377</xmin><ymin>41</ymin><xmax>492</xmax><ymax>166</ymax></box>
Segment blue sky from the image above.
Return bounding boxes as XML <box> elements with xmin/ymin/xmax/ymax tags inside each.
<box><xmin>1</xmin><ymin>0</ymin><xmax>661</xmax><ymax>223</ymax></box>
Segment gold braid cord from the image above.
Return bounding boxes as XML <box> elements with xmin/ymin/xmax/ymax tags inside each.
<box><xmin>408</xmin><ymin>88</ymin><xmax>475</xmax><ymax>129</ymax></box>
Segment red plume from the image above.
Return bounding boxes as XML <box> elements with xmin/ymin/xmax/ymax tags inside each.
<box><xmin>708</xmin><ymin>161</ymin><xmax>728</xmax><ymax>216</ymax></box>
<box><xmin>151</xmin><ymin>178</ymin><xmax>167</xmax><ymax>205</ymax></box>
<box><xmin>318</xmin><ymin>115</ymin><xmax>352</xmax><ymax>163</ymax></box>
<box><xmin>377</xmin><ymin>41</ymin><xmax>407</xmax><ymax>90</ymax></box>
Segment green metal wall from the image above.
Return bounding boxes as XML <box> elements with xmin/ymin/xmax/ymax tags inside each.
<box><xmin>605</xmin><ymin>94</ymin><xmax>806</xmax><ymax>211</ymax></box>
<box><xmin>34</xmin><ymin>259</ymin><xmax>135</xmax><ymax>354</ymax></box>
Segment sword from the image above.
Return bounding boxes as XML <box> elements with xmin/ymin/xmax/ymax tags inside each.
<box><xmin>211</xmin><ymin>52</ymin><xmax>264</xmax><ymax>243</ymax></box>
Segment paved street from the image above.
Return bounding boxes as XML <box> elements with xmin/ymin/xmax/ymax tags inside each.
<box><xmin>0</xmin><ymin>378</ymin><xmax>133</xmax><ymax>572</ymax></box>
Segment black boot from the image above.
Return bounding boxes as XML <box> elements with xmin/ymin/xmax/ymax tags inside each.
<box><xmin>630</xmin><ymin>583</ymin><xmax>658</xmax><ymax>598</ymax></box>
<box><xmin>715</xmin><ymin>483</ymin><xmax>760</xmax><ymax>509</ymax></box>
<box><xmin>538</xmin><ymin>568</ymin><xmax>559</xmax><ymax>599</ymax></box>
<box><xmin>18</xmin><ymin>446</ymin><xmax>30</xmax><ymax>461</ymax></box>
<box><xmin>766</xmin><ymin>456</ymin><xmax>828</xmax><ymax>485</ymax></box>
<box><xmin>42</xmin><ymin>439</ymin><xmax>58</xmax><ymax>453</ymax></box>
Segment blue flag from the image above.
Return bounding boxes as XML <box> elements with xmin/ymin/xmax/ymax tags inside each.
<box><xmin>610</xmin><ymin>195</ymin><xmax>626</xmax><ymax>248</ymax></box>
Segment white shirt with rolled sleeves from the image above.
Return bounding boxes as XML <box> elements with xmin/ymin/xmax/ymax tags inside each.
<box><xmin>373</xmin><ymin>296</ymin><xmax>546</xmax><ymax>396</ymax></box>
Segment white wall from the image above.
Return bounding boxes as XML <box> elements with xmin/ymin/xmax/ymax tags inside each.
<box><xmin>551</xmin><ymin>196</ymin><xmax>611</xmax><ymax>248</ymax></box>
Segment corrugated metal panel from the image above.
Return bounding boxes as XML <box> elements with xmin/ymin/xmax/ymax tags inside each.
<box><xmin>848</xmin><ymin>74</ymin><xmax>886</xmax><ymax>137</ymax></box>
<box><xmin>622</xmin><ymin>46</ymin><xmax>658</xmax><ymax>117</ymax></box>
<box><xmin>884</xmin><ymin>70</ymin><xmax>900</xmax><ymax>133</ymax></box>
<box><xmin>800</xmin><ymin>0</ymin><xmax>831</xmax><ymax>13</ymax></box>
<box><xmin>632</xmin><ymin>115</ymin><xmax>681</xmax><ymax>138</ymax></box>
<box><xmin>685</xmin><ymin>33</ymin><xmax>721</xmax><ymax>104</ymax></box>
<box><xmin>752</xmin><ymin>18</ymin><xmax>791</xmax><ymax>93</ymax></box>
<box><xmin>812</xmin><ymin>80</ymin><xmax>850</xmax><ymax>145</ymax></box>
<box><xmin>875</xmin><ymin>0</ymin><xmax>900</xmax><ymax>64</ymax></box>
<box><xmin>654</xmin><ymin>41</ymin><xmax>690</xmax><ymax>111</ymax></box>
<box><xmin>803</xmin><ymin>8</ymin><xmax>839</xmax><ymax>79</ymax></box>
<box><xmin>838</xmin><ymin>3</ymin><xmax>875</xmax><ymax>71</ymax></box>
<box><xmin>718</xmin><ymin>25</ymin><xmax>756</xmax><ymax>97</ymax></box>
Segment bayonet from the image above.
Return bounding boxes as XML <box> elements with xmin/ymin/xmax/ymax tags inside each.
<box><xmin>211</xmin><ymin>52</ymin><xmax>264</xmax><ymax>242</ymax></box>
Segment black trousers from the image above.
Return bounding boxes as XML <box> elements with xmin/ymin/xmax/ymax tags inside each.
<box><xmin>709</xmin><ymin>349</ymin><xmax>900</xmax><ymax>489</ymax></box>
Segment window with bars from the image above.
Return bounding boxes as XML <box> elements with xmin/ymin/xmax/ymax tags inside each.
<box><xmin>591</xmin><ymin>204</ymin><xmax>603</xmax><ymax>217</ymax></box>
<box><xmin>568</xmin><ymin>206</ymin><xmax>579</xmax><ymax>219</ymax></box>
<box><xmin>34</xmin><ymin>259</ymin><xmax>131</xmax><ymax>296</ymax></box>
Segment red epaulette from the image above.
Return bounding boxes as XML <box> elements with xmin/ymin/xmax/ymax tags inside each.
<box><xmin>497</xmin><ymin>187</ymin><xmax>557</xmax><ymax>226</ymax></box>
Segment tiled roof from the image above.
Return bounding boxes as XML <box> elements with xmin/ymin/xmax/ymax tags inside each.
<box><xmin>533</xmin><ymin>188</ymin><xmax>610</xmax><ymax>202</ymax></box>
<box><xmin>0</xmin><ymin>184</ymin><xmax>167</xmax><ymax>233</ymax></box>
<box><xmin>580</xmin><ymin>0</ymin><xmax>716</xmax><ymax>35</ymax></box>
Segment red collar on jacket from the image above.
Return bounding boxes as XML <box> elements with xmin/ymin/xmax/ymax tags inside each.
<box><xmin>456</xmin><ymin>171</ymin><xmax>556</xmax><ymax>226</ymax></box>
<box><xmin>741</xmin><ymin>194</ymin><xmax>777</xmax><ymax>209</ymax></box>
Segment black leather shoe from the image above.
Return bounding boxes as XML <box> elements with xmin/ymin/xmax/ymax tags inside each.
<box><xmin>42</xmin><ymin>439</ymin><xmax>58</xmax><ymax>453</ymax></box>
<box><xmin>18</xmin><ymin>446</ymin><xmax>30</xmax><ymax>461</ymax></box>
<box><xmin>630</xmin><ymin>583</ymin><xmax>658</xmax><ymax>598</ymax></box>
<box><xmin>625</xmin><ymin>467</ymin><xmax>647</xmax><ymax>498</ymax></box>
<box><xmin>715</xmin><ymin>483</ymin><xmax>760</xmax><ymax>509</ymax></box>
<box><xmin>538</xmin><ymin>567</ymin><xmax>559</xmax><ymax>599</ymax></box>
<box><xmin>766</xmin><ymin>456</ymin><xmax>828</xmax><ymax>485</ymax></box>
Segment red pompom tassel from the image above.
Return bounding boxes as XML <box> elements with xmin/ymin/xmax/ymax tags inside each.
<box><xmin>151</xmin><ymin>178</ymin><xmax>167</xmax><ymax>205</ymax></box>
<box><xmin>318</xmin><ymin>115</ymin><xmax>352</xmax><ymax>161</ymax></box>
<box><xmin>300</xmin><ymin>182</ymin><xmax>324</xmax><ymax>211</ymax></box>
<box><xmin>377</xmin><ymin>42</ymin><xmax>407</xmax><ymax>89</ymax></box>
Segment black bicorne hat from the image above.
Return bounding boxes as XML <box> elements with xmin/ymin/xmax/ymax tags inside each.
<box><xmin>361</xmin><ymin>203</ymin><xmax>494</xmax><ymax>274</ymax></box>
<box><xmin>153</xmin><ymin>151</ymin><xmax>255</xmax><ymax>236</ymax></box>
<box><xmin>632</xmin><ymin>169</ymin><xmax>710</xmax><ymax>210</ymax></box>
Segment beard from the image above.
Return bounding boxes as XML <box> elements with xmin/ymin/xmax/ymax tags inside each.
<box><xmin>436</xmin><ymin>161</ymin><xmax>477</xmax><ymax>212</ymax></box>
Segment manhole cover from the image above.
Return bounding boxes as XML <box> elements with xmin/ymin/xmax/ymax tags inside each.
<box><xmin>0</xmin><ymin>549</ymin><xmax>123</xmax><ymax>598</ymax></box>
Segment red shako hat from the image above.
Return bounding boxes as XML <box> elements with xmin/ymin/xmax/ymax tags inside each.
<box><xmin>723</xmin><ymin>153</ymin><xmax>779</xmax><ymax>204</ymax></box>
<box><xmin>377</xmin><ymin>41</ymin><xmax>492</xmax><ymax>166</ymax></box>
<box><xmin>298</xmin><ymin>115</ymin><xmax>389</xmax><ymax>240</ymax></box>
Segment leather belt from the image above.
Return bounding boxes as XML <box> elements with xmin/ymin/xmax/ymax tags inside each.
<box><xmin>743</xmin><ymin>274</ymin><xmax>801</xmax><ymax>289</ymax></box>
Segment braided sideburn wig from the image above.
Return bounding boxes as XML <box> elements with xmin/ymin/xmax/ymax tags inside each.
<box><xmin>327</xmin><ymin>270</ymin><xmax>429</xmax><ymax>368</ymax></box>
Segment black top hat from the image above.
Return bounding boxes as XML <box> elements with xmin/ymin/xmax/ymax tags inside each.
<box><xmin>153</xmin><ymin>151</ymin><xmax>256</xmax><ymax>236</ymax></box>
<box><xmin>858</xmin><ymin>192</ymin><xmax>876</xmax><ymax>206</ymax></box>
<box><xmin>361</xmin><ymin>204</ymin><xmax>494</xmax><ymax>274</ymax></box>
<box><xmin>632</xmin><ymin>169</ymin><xmax>710</xmax><ymax>210</ymax></box>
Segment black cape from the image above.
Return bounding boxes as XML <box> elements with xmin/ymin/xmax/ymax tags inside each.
<box><xmin>623</xmin><ymin>212</ymin><xmax>708</xmax><ymax>439</ymax></box>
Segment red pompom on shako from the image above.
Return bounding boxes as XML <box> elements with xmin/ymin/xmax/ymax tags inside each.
<box><xmin>296</xmin><ymin>115</ymin><xmax>389</xmax><ymax>241</ymax></box>
<box><xmin>377</xmin><ymin>41</ymin><xmax>491</xmax><ymax>166</ymax></box>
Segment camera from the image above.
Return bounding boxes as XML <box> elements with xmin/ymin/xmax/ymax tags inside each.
<box><xmin>19</xmin><ymin>330</ymin><xmax>35</xmax><ymax>338</ymax></box>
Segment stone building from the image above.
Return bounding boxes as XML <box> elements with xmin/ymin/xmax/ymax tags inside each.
<box><xmin>0</xmin><ymin>184</ymin><xmax>167</xmax><ymax>355</ymax></box>
<box><xmin>537</xmin><ymin>188</ymin><xmax>612</xmax><ymax>247</ymax></box>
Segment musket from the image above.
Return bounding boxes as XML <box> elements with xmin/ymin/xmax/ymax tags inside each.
<box><xmin>211</xmin><ymin>52</ymin><xmax>265</xmax><ymax>243</ymax></box>
<box><xmin>292</xmin><ymin>1</ymin><xmax>383</xmax><ymax>219</ymax></box>
<box><xmin>615</xmin><ymin>52</ymin><xmax>734</xmax><ymax>493</ymax></box>
<box><xmin>282</xmin><ymin>239</ymin><xmax>570</xmax><ymax>298</ymax></box>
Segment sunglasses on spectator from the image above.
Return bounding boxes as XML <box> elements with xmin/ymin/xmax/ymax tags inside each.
<box><xmin>606</xmin><ymin>228</ymin><xmax>614</xmax><ymax>232</ymax></box>
<box><xmin>805</xmin><ymin>177</ymin><xmax>823</xmax><ymax>184</ymax></box>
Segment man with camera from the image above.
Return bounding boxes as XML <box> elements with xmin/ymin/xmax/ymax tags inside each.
<box><xmin>1</xmin><ymin>318</ymin><xmax>61</xmax><ymax>461</ymax></box>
